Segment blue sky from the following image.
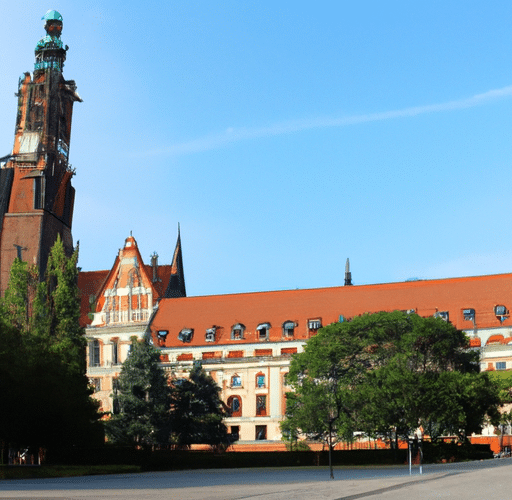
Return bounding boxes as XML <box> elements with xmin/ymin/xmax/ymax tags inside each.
<box><xmin>2</xmin><ymin>1</ymin><xmax>512</xmax><ymax>297</ymax></box>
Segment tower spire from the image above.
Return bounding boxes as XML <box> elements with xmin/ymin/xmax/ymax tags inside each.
<box><xmin>344</xmin><ymin>258</ymin><xmax>352</xmax><ymax>286</ymax></box>
<box><xmin>164</xmin><ymin>225</ymin><xmax>187</xmax><ymax>298</ymax></box>
<box><xmin>0</xmin><ymin>11</ymin><xmax>81</xmax><ymax>295</ymax></box>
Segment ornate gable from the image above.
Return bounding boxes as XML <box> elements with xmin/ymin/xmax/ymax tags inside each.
<box><xmin>91</xmin><ymin>235</ymin><xmax>156</xmax><ymax>326</ymax></box>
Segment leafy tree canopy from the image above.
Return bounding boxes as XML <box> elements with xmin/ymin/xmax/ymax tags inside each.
<box><xmin>0</xmin><ymin>237</ymin><xmax>102</xmax><ymax>452</ymax></box>
<box><xmin>283</xmin><ymin>311</ymin><xmax>501</xmax><ymax>450</ymax></box>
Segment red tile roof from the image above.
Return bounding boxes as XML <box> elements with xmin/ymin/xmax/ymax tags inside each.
<box><xmin>150</xmin><ymin>273</ymin><xmax>512</xmax><ymax>348</ymax></box>
<box><xmin>78</xmin><ymin>270</ymin><xmax>109</xmax><ymax>326</ymax></box>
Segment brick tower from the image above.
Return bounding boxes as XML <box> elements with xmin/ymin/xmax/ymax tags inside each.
<box><xmin>0</xmin><ymin>10</ymin><xmax>81</xmax><ymax>294</ymax></box>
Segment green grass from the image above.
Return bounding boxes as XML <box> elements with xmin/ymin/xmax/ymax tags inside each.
<box><xmin>0</xmin><ymin>464</ymin><xmax>141</xmax><ymax>480</ymax></box>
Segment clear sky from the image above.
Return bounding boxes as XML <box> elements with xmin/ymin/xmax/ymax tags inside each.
<box><xmin>2</xmin><ymin>1</ymin><xmax>512</xmax><ymax>297</ymax></box>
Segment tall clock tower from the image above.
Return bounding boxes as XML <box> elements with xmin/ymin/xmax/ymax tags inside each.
<box><xmin>0</xmin><ymin>10</ymin><xmax>81</xmax><ymax>294</ymax></box>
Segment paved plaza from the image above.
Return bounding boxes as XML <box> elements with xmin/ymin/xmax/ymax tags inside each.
<box><xmin>1</xmin><ymin>459</ymin><xmax>512</xmax><ymax>499</ymax></box>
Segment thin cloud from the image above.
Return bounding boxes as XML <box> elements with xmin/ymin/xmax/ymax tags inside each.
<box><xmin>152</xmin><ymin>85</ymin><xmax>512</xmax><ymax>157</ymax></box>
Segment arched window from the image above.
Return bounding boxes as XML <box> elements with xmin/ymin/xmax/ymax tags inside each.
<box><xmin>227</xmin><ymin>395</ymin><xmax>242</xmax><ymax>417</ymax></box>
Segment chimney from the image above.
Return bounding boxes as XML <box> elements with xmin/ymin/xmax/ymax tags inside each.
<box><xmin>151</xmin><ymin>252</ymin><xmax>159</xmax><ymax>282</ymax></box>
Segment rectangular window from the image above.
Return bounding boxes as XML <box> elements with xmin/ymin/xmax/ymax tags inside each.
<box><xmin>230</xmin><ymin>426</ymin><xmax>240</xmax><ymax>441</ymax></box>
<box><xmin>112</xmin><ymin>340</ymin><xmax>119</xmax><ymax>365</ymax></box>
<box><xmin>308</xmin><ymin>319</ymin><xmax>322</xmax><ymax>331</ymax></box>
<box><xmin>255</xmin><ymin>425</ymin><xmax>267</xmax><ymax>440</ymax></box>
<box><xmin>257</xmin><ymin>323</ymin><xmax>270</xmax><ymax>340</ymax></box>
<box><xmin>283</xmin><ymin>321</ymin><xmax>295</xmax><ymax>337</ymax></box>
<box><xmin>256</xmin><ymin>395</ymin><xmax>267</xmax><ymax>416</ymax></box>
<box><xmin>434</xmin><ymin>311</ymin><xmax>449</xmax><ymax>322</ymax></box>
<box><xmin>90</xmin><ymin>378</ymin><xmax>101</xmax><ymax>392</ymax></box>
<box><xmin>33</xmin><ymin>177</ymin><xmax>44</xmax><ymax>209</ymax></box>
<box><xmin>497</xmin><ymin>362</ymin><xmax>506</xmax><ymax>370</ymax></box>
<box><xmin>257</xmin><ymin>375</ymin><xmax>265</xmax><ymax>388</ymax></box>
<box><xmin>89</xmin><ymin>340</ymin><xmax>100</xmax><ymax>367</ymax></box>
<box><xmin>463</xmin><ymin>309</ymin><xmax>475</xmax><ymax>322</ymax></box>
<box><xmin>232</xmin><ymin>375</ymin><xmax>242</xmax><ymax>387</ymax></box>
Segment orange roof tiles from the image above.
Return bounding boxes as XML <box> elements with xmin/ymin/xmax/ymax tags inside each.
<box><xmin>78</xmin><ymin>269</ymin><xmax>109</xmax><ymax>326</ymax></box>
<box><xmin>150</xmin><ymin>273</ymin><xmax>512</xmax><ymax>348</ymax></box>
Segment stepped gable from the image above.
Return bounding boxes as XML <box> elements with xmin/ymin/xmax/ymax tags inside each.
<box><xmin>150</xmin><ymin>272</ymin><xmax>512</xmax><ymax>348</ymax></box>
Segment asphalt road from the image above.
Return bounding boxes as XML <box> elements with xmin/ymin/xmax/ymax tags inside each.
<box><xmin>1</xmin><ymin>459</ymin><xmax>512</xmax><ymax>499</ymax></box>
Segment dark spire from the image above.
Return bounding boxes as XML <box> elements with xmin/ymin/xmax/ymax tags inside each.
<box><xmin>164</xmin><ymin>225</ymin><xmax>186</xmax><ymax>298</ymax></box>
<box><xmin>344</xmin><ymin>258</ymin><xmax>352</xmax><ymax>286</ymax></box>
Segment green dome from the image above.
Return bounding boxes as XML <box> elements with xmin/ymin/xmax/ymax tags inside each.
<box><xmin>42</xmin><ymin>10</ymin><xmax>63</xmax><ymax>22</ymax></box>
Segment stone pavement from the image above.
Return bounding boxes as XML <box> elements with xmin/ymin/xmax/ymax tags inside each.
<box><xmin>1</xmin><ymin>460</ymin><xmax>512</xmax><ymax>499</ymax></box>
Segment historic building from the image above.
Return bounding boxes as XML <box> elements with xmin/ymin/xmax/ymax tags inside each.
<box><xmin>147</xmin><ymin>269</ymin><xmax>512</xmax><ymax>444</ymax></box>
<box><xmin>0</xmin><ymin>10</ymin><xmax>80</xmax><ymax>294</ymax></box>
<box><xmin>80</xmin><ymin>232</ymin><xmax>186</xmax><ymax>413</ymax></box>
<box><xmin>5</xmin><ymin>12</ymin><xmax>512</xmax><ymax>450</ymax></box>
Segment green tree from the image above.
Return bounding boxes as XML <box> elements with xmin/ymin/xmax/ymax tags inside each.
<box><xmin>361</xmin><ymin>314</ymin><xmax>501</xmax><ymax>443</ymax></box>
<box><xmin>283</xmin><ymin>311</ymin><xmax>502</xmax><ymax>474</ymax></box>
<box><xmin>105</xmin><ymin>337</ymin><xmax>170</xmax><ymax>448</ymax></box>
<box><xmin>170</xmin><ymin>364</ymin><xmax>229</xmax><ymax>449</ymax></box>
<box><xmin>0</xmin><ymin>238</ymin><xmax>102</xmax><ymax>456</ymax></box>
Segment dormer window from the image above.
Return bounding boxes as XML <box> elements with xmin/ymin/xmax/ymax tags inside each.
<box><xmin>434</xmin><ymin>311</ymin><xmax>449</xmax><ymax>322</ymax></box>
<box><xmin>495</xmin><ymin>305</ymin><xmax>509</xmax><ymax>323</ymax></box>
<box><xmin>156</xmin><ymin>330</ymin><xmax>168</xmax><ymax>347</ymax></box>
<box><xmin>463</xmin><ymin>308</ymin><xmax>475</xmax><ymax>322</ymax></box>
<box><xmin>205</xmin><ymin>327</ymin><xmax>216</xmax><ymax>342</ymax></box>
<box><xmin>231</xmin><ymin>323</ymin><xmax>245</xmax><ymax>340</ymax></box>
<box><xmin>308</xmin><ymin>319</ymin><xmax>322</xmax><ymax>331</ymax></box>
<box><xmin>257</xmin><ymin>323</ymin><xmax>271</xmax><ymax>341</ymax></box>
<box><xmin>178</xmin><ymin>328</ymin><xmax>193</xmax><ymax>343</ymax></box>
<box><xmin>282</xmin><ymin>321</ymin><xmax>295</xmax><ymax>337</ymax></box>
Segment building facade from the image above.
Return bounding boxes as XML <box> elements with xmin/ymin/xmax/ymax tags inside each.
<box><xmin>146</xmin><ymin>271</ymin><xmax>512</xmax><ymax>445</ymax></box>
<box><xmin>0</xmin><ymin>10</ymin><xmax>80</xmax><ymax>294</ymax></box>
<box><xmin>80</xmin><ymin>232</ymin><xmax>186</xmax><ymax>413</ymax></box>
